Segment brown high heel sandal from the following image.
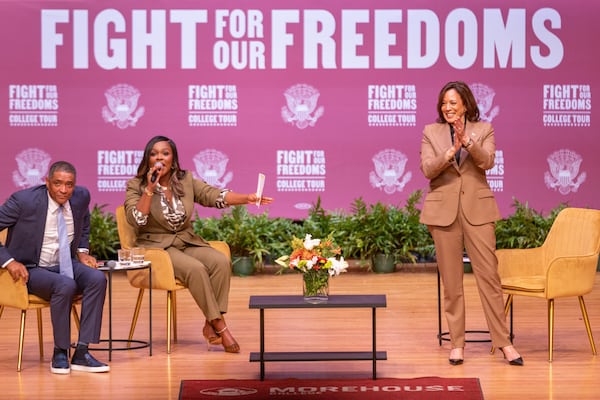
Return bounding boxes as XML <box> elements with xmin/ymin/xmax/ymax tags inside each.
<box><xmin>203</xmin><ymin>321</ymin><xmax>222</xmax><ymax>349</ymax></box>
<box><xmin>215</xmin><ymin>326</ymin><xmax>240</xmax><ymax>353</ymax></box>
<box><xmin>210</xmin><ymin>319</ymin><xmax>240</xmax><ymax>353</ymax></box>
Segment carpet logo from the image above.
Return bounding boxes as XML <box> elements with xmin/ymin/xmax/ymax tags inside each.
<box><xmin>199</xmin><ymin>387</ymin><xmax>257</xmax><ymax>396</ymax></box>
<box><xmin>180</xmin><ymin>378</ymin><xmax>484</xmax><ymax>399</ymax></box>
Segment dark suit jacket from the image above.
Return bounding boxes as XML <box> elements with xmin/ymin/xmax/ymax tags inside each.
<box><xmin>0</xmin><ymin>185</ymin><xmax>91</xmax><ymax>266</ymax></box>
<box><xmin>419</xmin><ymin>120</ymin><xmax>501</xmax><ymax>227</ymax></box>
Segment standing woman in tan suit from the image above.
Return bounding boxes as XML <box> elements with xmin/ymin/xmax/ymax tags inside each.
<box><xmin>419</xmin><ymin>81</ymin><xmax>522</xmax><ymax>366</ymax></box>
<box><xmin>125</xmin><ymin>135</ymin><xmax>273</xmax><ymax>353</ymax></box>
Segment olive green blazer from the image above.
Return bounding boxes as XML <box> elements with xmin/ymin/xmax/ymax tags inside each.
<box><xmin>124</xmin><ymin>171</ymin><xmax>222</xmax><ymax>248</ymax></box>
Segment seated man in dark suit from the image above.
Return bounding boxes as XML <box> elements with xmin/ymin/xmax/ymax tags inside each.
<box><xmin>0</xmin><ymin>161</ymin><xmax>109</xmax><ymax>374</ymax></box>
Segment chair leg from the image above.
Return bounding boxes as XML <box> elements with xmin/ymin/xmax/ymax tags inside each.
<box><xmin>128</xmin><ymin>288</ymin><xmax>145</xmax><ymax>344</ymax></box>
<box><xmin>548</xmin><ymin>299</ymin><xmax>555</xmax><ymax>362</ymax></box>
<box><xmin>18</xmin><ymin>310</ymin><xmax>27</xmax><ymax>372</ymax></box>
<box><xmin>71</xmin><ymin>305</ymin><xmax>81</xmax><ymax>331</ymax></box>
<box><xmin>166</xmin><ymin>291</ymin><xmax>173</xmax><ymax>354</ymax></box>
<box><xmin>578</xmin><ymin>296</ymin><xmax>597</xmax><ymax>356</ymax></box>
<box><xmin>171</xmin><ymin>291</ymin><xmax>178</xmax><ymax>342</ymax></box>
<box><xmin>36</xmin><ymin>309</ymin><xmax>44</xmax><ymax>359</ymax></box>
<box><xmin>0</xmin><ymin>305</ymin><xmax>4</xmax><ymax>319</ymax></box>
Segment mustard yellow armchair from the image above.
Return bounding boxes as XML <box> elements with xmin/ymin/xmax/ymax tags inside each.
<box><xmin>0</xmin><ymin>229</ymin><xmax>80</xmax><ymax>371</ymax></box>
<box><xmin>497</xmin><ymin>207</ymin><xmax>600</xmax><ymax>361</ymax></box>
<box><xmin>115</xmin><ymin>205</ymin><xmax>231</xmax><ymax>354</ymax></box>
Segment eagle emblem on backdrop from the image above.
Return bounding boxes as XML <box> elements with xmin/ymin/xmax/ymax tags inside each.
<box><xmin>102</xmin><ymin>84</ymin><xmax>145</xmax><ymax>129</ymax></box>
<box><xmin>369</xmin><ymin>149</ymin><xmax>412</xmax><ymax>194</ymax></box>
<box><xmin>192</xmin><ymin>149</ymin><xmax>233</xmax><ymax>188</ymax></box>
<box><xmin>281</xmin><ymin>84</ymin><xmax>324</xmax><ymax>129</ymax></box>
<box><xmin>12</xmin><ymin>148</ymin><xmax>51</xmax><ymax>189</ymax></box>
<box><xmin>544</xmin><ymin>149</ymin><xmax>586</xmax><ymax>195</ymax></box>
<box><xmin>470</xmin><ymin>82</ymin><xmax>499</xmax><ymax>122</ymax></box>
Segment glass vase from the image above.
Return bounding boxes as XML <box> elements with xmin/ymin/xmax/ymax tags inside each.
<box><xmin>302</xmin><ymin>269</ymin><xmax>329</xmax><ymax>303</ymax></box>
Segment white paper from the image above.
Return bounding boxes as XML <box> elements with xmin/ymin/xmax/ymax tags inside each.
<box><xmin>255</xmin><ymin>173</ymin><xmax>265</xmax><ymax>207</ymax></box>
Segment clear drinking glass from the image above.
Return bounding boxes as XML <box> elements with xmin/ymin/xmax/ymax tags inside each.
<box><xmin>118</xmin><ymin>249</ymin><xmax>132</xmax><ymax>266</ymax></box>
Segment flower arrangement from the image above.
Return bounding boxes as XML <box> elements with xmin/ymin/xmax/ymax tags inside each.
<box><xmin>276</xmin><ymin>233</ymin><xmax>348</xmax><ymax>302</ymax></box>
<box><xmin>276</xmin><ymin>233</ymin><xmax>349</xmax><ymax>276</ymax></box>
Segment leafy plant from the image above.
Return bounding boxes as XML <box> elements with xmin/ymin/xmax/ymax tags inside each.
<box><xmin>495</xmin><ymin>199</ymin><xmax>567</xmax><ymax>249</ymax></box>
<box><xmin>342</xmin><ymin>190</ymin><xmax>433</xmax><ymax>268</ymax></box>
<box><xmin>89</xmin><ymin>204</ymin><xmax>120</xmax><ymax>260</ymax></box>
<box><xmin>193</xmin><ymin>206</ymin><xmax>270</xmax><ymax>269</ymax></box>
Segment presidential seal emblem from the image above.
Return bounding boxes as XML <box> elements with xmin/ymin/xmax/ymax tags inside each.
<box><xmin>470</xmin><ymin>82</ymin><xmax>499</xmax><ymax>122</ymax></box>
<box><xmin>192</xmin><ymin>149</ymin><xmax>233</xmax><ymax>188</ymax></box>
<box><xmin>12</xmin><ymin>148</ymin><xmax>51</xmax><ymax>189</ymax></box>
<box><xmin>369</xmin><ymin>149</ymin><xmax>412</xmax><ymax>194</ymax></box>
<box><xmin>281</xmin><ymin>84</ymin><xmax>324</xmax><ymax>129</ymax></box>
<box><xmin>544</xmin><ymin>149</ymin><xmax>586</xmax><ymax>195</ymax></box>
<box><xmin>102</xmin><ymin>84</ymin><xmax>145</xmax><ymax>129</ymax></box>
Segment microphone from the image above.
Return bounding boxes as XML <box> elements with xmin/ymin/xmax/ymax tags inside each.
<box><xmin>105</xmin><ymin>260</ymin><xmax>117</xmax><ymax>269</ymax></box>
<box><xmin>150</xmin><ymin>162</ymin><xmax>163</xmax><ymax>183</ymax></box>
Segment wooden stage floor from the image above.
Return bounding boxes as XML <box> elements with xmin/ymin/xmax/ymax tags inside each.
<box><xmin>1</xmin><ymin>269</ymin><xmax>599</xmax><ymax>399</ymax></box>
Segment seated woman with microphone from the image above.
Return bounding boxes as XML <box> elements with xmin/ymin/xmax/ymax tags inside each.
<box><xmin>124</xmin><ymin>135</ymin><xmax>273</xmax><ymax>353</ymax></box>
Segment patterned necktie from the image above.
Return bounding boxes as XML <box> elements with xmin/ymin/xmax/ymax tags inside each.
<box><xmin>57</xmin><ymin>205</ymin><xmax>74</xmax><ymax>279</ymax></box>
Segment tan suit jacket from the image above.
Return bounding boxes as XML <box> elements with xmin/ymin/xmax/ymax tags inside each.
<box><xmin>124</xmin><ymin>171</ymin><xmax>221</xmax><ymax>248</ymax></box>
<box><xmin>419</xmin><ymin>120</ymin><xmax>501</xmax><ymax>227</ymax></box>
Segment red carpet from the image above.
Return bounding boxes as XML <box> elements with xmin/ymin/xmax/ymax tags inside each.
<box><xmin>179</xmin><ymin>377</ymin><xmax>484</xmax><ymax>400</ymax></box>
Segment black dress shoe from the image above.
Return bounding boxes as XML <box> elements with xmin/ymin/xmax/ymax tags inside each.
<box><xmin>71</xmin><ymin>346</ymin><xmax>110</xmax><ymax>373</ymax></box>
<box><xmin>50</xmin><ymin>348</ymin><xmax>70</xmax><ymax>374</ymax></box>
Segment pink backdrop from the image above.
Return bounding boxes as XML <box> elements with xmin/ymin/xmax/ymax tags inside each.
<box><xmin>1</xmin><ymin>0</ymin><xmax>598</xmax><ymax>219</ymax></box>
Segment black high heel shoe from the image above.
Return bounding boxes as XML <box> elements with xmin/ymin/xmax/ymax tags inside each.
<box><xmin>501</xmin><ymin>347</ymin><xmax>524</xmax><ymax>366</ymax></box>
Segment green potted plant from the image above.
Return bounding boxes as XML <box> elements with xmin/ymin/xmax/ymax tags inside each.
<box><xmin>89</xmin><ymin>204</ymin><xmax>120</xmax><ymax>260</ymax></box>
<box><xmin>343</xmin><ymin>190</ymin><xmax>430</xmax><ymax>273</ymax></box>
<box><xmin>495</xmin><ymin>198</ymin><xmax>566</xmax><ymax>250</ymax></box>
<box><xmin>199</xmin><ymin>206</ymin><xmax>269</xmax><ymax>276</ymax></box>
<box><xmin>345</xmin><ymin>199</ymin><xmax>399</xmax><ymax>273</ymax></box>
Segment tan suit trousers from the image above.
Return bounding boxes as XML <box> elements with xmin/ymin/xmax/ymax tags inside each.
<box><xmin>429</xmin><ymin>206</ymin><xmax>512</xmax><ymax>349</ymax></box>
<box><xmin>166</xmin><ymin>237</ymin><xmax>232</xmax><ymax>321</ymax></box>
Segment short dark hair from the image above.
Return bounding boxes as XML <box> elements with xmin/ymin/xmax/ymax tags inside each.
<box><xmin>48</xmin><ymin>161</ymin><xmax>77</xmax><ymax>179</ymax></box>
<box><xmin>435</xmin><ymin>81</ymin><xmax>480</xmax><ymax>123</ymax></box>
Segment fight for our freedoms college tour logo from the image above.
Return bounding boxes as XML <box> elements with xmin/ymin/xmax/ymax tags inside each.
<box><xmin>367</xmin><ymin>84</ymin><xmax>417</xmax><ymax>127</ymax></box>
<box><xmin>188</xmin><ymin>84</ymin><xmax>238</xmax><ymax>127</ymax></box>
<box><xmin>276</xmin><ymin>150</ymin><xmax>326</xmax><ymax>192</ymax></box>
<box><xmin>97</xmin><ymin>150</ymin><xmax>144</xmax><ymax>192</ymax></box>
<box><xmin>8</xmin><ymin>84</ymin><xmax>59</xmax><ymax>127</ymax></box>
<box><xmin>543</xmin><ymin>84</ymin><xmax>591</xmax><ymax>127</ymax></box>
<box><xmin>281</xmin><ymin>84</ymin><xmax>324</xmax><ymax>129</ymax></box>
<box><xmin>102</xmin><ymin>84</ymin><xmax>145</xmax><ymax>129</ymax></box>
